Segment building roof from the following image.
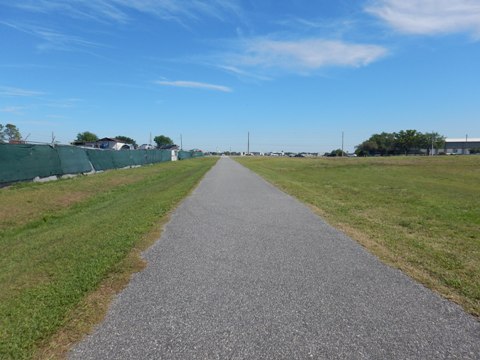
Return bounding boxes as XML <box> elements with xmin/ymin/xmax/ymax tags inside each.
<box><xmin>158</xmin><ymin>144</ymin><xmax>179</xmax><ymax>150</ymax></box>
<box><xmin>98</xmin><ymin>137</ymin><xmax>121</xmax><ymax>142</ymax></box>
<box><xmin>445</xmin><ymin>138</ymin><xmax>480</xmax><ymax>143</ymax></box>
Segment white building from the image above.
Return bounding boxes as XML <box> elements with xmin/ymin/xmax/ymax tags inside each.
<box><xmin>95</xmin><ymin>138</ymin><xmax>134</xmax><ymax>150</ymax></box>
<box><xmin>444</xmin><ymin>138</ymin><xmax>480</xmax><ymax>155</ymax></box>
<box><xmin>138</xmin><ymin>144</ymin><xmax>155</xmax><ymax>150</ymax></box>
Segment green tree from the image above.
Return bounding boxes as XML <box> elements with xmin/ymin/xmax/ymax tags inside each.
<box><xmin>355</xmin><ymin>132</ymin><xmax>397</xmax><ymax>156</ymax></box>
<box><xmin>423</xmin><ymin>132</ymin><xmax>446</xmax><ymax>155</ymax></box>
<box><xmin>356</xmin><ymin>130</ymin><xmax>446</xmax><ymax>156</ymax></box>
<box><xmin>0</xmin><ymin>124</ymin><xmax>5</xmax><ymax>143</ymax></box>
<box><xmin>2</xmin><ymin>123</ymin><xmax>22</xmax><ymax>142</ymax></box>
<box><xmin>373</xmin><ymin>132</ymin><xmax>396</xmax><ymax>155</ymax></box>
<box><xmin>76</xmin><ymin>131</ymin><xmax>98</xmax><ymax>142</ymax></box>
<box><xmin>115</xmin><ymin>135</ymin><xmax>137</xmax><ymax>147</ymax></box>
<box><xmin>326</xmin><ymin>149</ymin><xmax>347</xmax><ymax>157</ymax></box>
<box><xmin>395</xmin><ymin>130</ymin><xmax>422</xmax><ymax>155</ymax></box>
<box><xmin>154</xmin><ymin>135</ymin><xmax>174</xmax><ymax>148</ymax></box>
<box><xmin>355</xmin><ymin>140</ymin><xmax>378</xmax><ymax>156</ymax></box>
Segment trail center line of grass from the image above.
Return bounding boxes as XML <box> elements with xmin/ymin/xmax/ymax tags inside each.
<box><xmin>235</xmin><ymin>156</ymin><xmax>480</xmax><ymax>317</ymax></box>
<box><xmin>0</xmin><ymin>157</ymin><xmax>217</xmax><ymax>359</ymax></box>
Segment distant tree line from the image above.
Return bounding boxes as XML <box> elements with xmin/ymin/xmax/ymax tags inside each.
<box><xmin>324</xmin><ymin>149</ymin><xmax>348</xmax><ymax>157</ymax></box>
<box><xmin>355</xmin><ymin>130</ymin><xmax>445</xmax><ymax>156</ymax></box>
<box><xmin>0</xmin><ymin>123</ymin><xmax>21</xmax><ymax>143</ymax></box>
<box><xmin>1</xmin><ymin>126</ymin><xmax>177</xmax><ymax>149</ymax></box>
<box><xmin>75</xmin><ymin>131</ymin><xmax>174</xmax><ymax>149</ymax></box>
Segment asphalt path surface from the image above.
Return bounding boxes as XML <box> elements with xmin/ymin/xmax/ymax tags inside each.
<box><xmin>70</xmin><ymin>157</ymin><xmax>479</xmax><ymax>359</ymax></box>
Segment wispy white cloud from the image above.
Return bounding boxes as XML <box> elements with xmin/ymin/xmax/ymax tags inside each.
<box><xmin>223</xmin><ymin>38</ymin><xmax>387</xmax><ymax>74</ymax></box>
<box><xmin>217</xmin><ymin>65</ymin><xmax>272</xmax><ymax>81</ymax></box>
<box><xmin>366</xmin><ymin>0</ymin><xmax>480</xmax><ymax>38</ymax></box>
<box><xmin>16</xmin><ymin>119</ymin><xmax>61</xmax><ymax>127</ymax></box>
<box><xmin>12</xmin><ymin>0</ymin><xmax>242</xmax><ymax>24</ymax></box>
<box><xmin>43</xmin><ymin>98</ymin><xmax>84</xmax><ymax>108</ymax></box>
<box><xmin>0</xmin><ymin>86</ymin><xmax>45</xmax><ymax>97</ymax></box>
<box><xmin>46</xmin><ymin>114</ymin><xmax>68</xmax><ymax>119</ymax></box>
<box><xmin>275</xmin><ymin>16</ymin><xmax>357</xmax><ymax>33</ymax></box>
<box><xmin>0</xmin><ymin>106</ymin><xmax>24</xmax><ymax>114</ymax></box>
<box><xmin>0</xmin><ymin>21</ymin><xmax>101</xmax><ymax>52</ymax></box>
<box><xmin>14</xmin><ymin>1</ymin><xmax>128</xmax><ymax>23</ymax></box>
<box><xmin>97</xmin><ymin>82</ymin><xmax>156</xmax><ymax>91</ymax></box>
<box><xmin>0</xmin><ymin>63</ymin><xmax>53</xmax><ymax>69</ymax></box>
<box><xmin>155</xmin><ymin>80</ymin><xmax>232</xmax><ymax>92</ymax></box>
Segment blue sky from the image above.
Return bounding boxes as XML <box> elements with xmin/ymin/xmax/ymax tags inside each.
<box><xmin>1</xmin><ymin>0</ymin><xmax>479</xmax><ymax>153</ymax></box>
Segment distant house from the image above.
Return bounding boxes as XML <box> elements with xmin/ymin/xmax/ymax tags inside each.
<box><xmin>157</xmin><ymin>144</ymin><xmax>179</xmax><ymax>150</ymax></box>
<box><xmin>444</xmin><ymin>138</ymin><xmax>480</xmax><ymax>155</ymax></box>
<box><xmin>71</xmin><ymin>140</ymin><xmax>97</xmax><ymax>148</ymax></box>
<box><xmin>95</xmin><ymin>137</ymin><xmax>134</xmax><ymax>150</ymax></box>
<box><xmin>138</xmin><ymin>144</ymin><xmax>155</xmax><ymax>150</ymax></box>
<box><xmin>73</xmin><ymin>137</ymin><xmax>134</xmax><ymax>150</ymax></box>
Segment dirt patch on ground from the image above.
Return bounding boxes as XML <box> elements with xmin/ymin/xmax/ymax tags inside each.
<box><xmin>0</xmin><ymin>191</ymin><xmax>88</xmax><ymax>230</ymax></box>
<box><xmin>0</xmin><ymin>174</ymin><xmax>144</xmax><ymax>231</ymax></box>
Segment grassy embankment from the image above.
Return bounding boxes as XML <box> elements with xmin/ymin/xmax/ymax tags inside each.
<box><xmin>0</xmin><ymin>157</ymin><xmax>217</xmax><ymax>359</ymax></box>
<box><xmin>236</xmin><ymin>156</ymin><xmax>480</xmax><ymax>316</ymax></box>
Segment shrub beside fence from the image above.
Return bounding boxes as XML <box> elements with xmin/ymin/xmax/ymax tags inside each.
<box><xmin>0</xmin><ymin>144</ymin><xmax>202</xmax><ymax>184</ymax></box>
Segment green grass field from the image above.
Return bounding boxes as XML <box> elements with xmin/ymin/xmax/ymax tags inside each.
<box><xmin>236</xmin><ymin>156</ymin><xmax>480</xmax><ymax>317</ymax></box>
<box><xmin>0</xmin><ymin>157</ymin><xmax>217</xmax><ymax>359</ymax></box>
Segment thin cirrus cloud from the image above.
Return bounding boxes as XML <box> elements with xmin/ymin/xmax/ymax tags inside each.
<box><xmin>223</xmin><ymin>38</ymin><xmax>388</xmax><ymax>74</ymax></box>
<box><xmin>0</xmin><ymin>106</ymin><xmax>24</xmax><ymax>114</ymax></box>
<box><xmin>366</xmin><ymin>0</ymin><xmax>480</xmax><ymax>38</ymax></box>
<box><xmin>0</xmin><ymin>85</ymin><xmax>45</xmax><ymax>97</ymax></box>
<box><xmin>13</xmin><ymin>0</ymin><xmax>241</xmax><ymax>24</ymax></box>
<box><xmin>0</xmin><ymin>21</ymin><xmax>101</xmax><ymax>52</ymax></box>
<box><xmin>155</xmin><ymin>80</ymin><xmax>232</xmax><ymax>93</ymax></box>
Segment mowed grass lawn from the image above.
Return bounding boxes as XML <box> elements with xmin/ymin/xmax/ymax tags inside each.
<box><xmin>236</xmin><ymin>156</ymin><xmax>480</xmax><ymax>316</ymax></box>
<box><xmin>0</xmin><ymin>157</ymin><xmax>217</xmax><ymax>359</ymax></box>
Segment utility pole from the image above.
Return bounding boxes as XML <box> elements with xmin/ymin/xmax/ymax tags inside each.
<box><xmin>180</xmin><ymin>134</ymin><xmax>183</xmax><ymax>150</ymax></box>
<box><xmin>341</xmin><ymin>131</ymin><xmax>344</xmax><ymax>157</ymax></box>
<box><xmin>149</xmin><ymin>132</ymin><xmax>152</xmax><ymax>146</ymax></box>
<box><xmin>247</xmin><ymin>131</ymin><xmax>250</xmax><ymax>155</ymax></box>
<box><xmin>465</xmin><ymin>134</ymin><xmax>468</xmax><ymax>155</ymax></box>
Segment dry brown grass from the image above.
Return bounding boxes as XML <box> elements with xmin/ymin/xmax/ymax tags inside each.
<box><xmin>0</xmin><ymin>170</ymin><xmax>145</xmax><ymax>231</ymax></box>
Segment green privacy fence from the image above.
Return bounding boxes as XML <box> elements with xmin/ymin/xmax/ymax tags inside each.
<box><xmin>178</xmin><ymin>150</ymin><xmax>203</xmax><ymax>160</ymax></box>
<box><xmin>0</xmin><ymin>143</ymin><xmax>64</xmax><ymax>183</ymax></box>
<box><xmin>178</xmin><ymin>150</ymin><xmax>192</xmax><ymax>160</ymax></box>
<box><xmin>0</xmin><ymin>144</ymin><xmax>201</xmax><ymax>184</ymax></box>
<box><xmin>85</xmin><ymin>148</ymin><xmax>173</xmax><ymax>171</ymax></box>
<box><xmin>57</xmin><ymin>145</ymin><xmax>93</xmax><ymax>174</ymax></box>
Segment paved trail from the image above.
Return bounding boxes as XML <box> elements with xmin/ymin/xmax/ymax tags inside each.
<box><xmin>71</xmin><ymin>157</ymin><xmax>479</xmax><ymax>359</ymax></box>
